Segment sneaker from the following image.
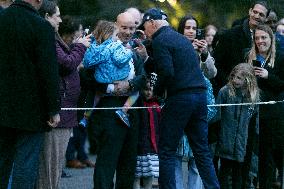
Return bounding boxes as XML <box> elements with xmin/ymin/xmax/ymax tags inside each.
<box><xmin>115</xmin><ymin>109</ymin><xmax>130</xmax><ymax>127</ymax></box>
<box><xmin>79</xmin><ymin>118</ymin><xmax>88</xmax><ymax>128</ymax></box>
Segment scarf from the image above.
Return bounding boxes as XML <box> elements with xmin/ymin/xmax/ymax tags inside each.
<box><xmin>143</xmin><ymin>100</ymin><xmax>161</xmax><ymax>153</ymax></box>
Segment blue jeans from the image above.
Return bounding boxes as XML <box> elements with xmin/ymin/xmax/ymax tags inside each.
<box><xmin>158</xmin><ymin>92</ymin><xmax>219</xmax><ymax>189</ymax></box>
<box><xmin>0</xmin><ymin>127</ymin><xmax>44</xmax><ymax>189</ymax></box>
<box><xmin>7</xmin><ymin>165</ymin><xmax>13</xmax><ymax>189</ymax></box>
<box><xmin>188</xmin><ymin>158</ymin><xmax>204</xmax><ymax>189</ymax></box>
<box><xmin>175</xmin><ymin>157</ymin><xmax>204</xmax><ymax>189</ymax></box>
<box><xmin>175</xmin><ymin>156</ymin><xmax>184</xmax><ymax>189</ymax></box>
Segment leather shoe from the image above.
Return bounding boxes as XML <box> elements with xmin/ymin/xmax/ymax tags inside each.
<box><xmin>66</xmin><ymin>160</ymin><xmax>87</xmax><ymax>169</ymax></box>
<box><xmin>81</xmin><ymin>159</ymin><xmax>96</xmax><ymax>167</ymax></box>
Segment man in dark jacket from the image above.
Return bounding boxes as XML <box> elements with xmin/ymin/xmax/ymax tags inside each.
<box><xmin>213</xmin><ymin>1</ymin><xmax>269</xmax><ymax>94</ymax></box>
<box><xmin>142</xmin><ymin>8</ymin><xmax>220</xmax><ymax>189</ymax></box>
<box><xmin>0</xmin><ymin>0</ymin><xmax>60</xmax><ymax>188</ymax></box>
<box><xmin>91</xmin><ymin>12</ymin><xmax>146</xmax><ymax>189</ymax></box>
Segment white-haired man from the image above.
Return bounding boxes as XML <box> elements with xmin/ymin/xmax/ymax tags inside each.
<box><xmin>142</xmin><ymin>8</ymin><xmax>220</xmax><ymax>189</ymax></box>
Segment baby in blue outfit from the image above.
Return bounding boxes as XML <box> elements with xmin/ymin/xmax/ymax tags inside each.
<box><xmin>82</xmin><ymin>20</ymin><xmax>139</xmax><ymax>127</ymax></box>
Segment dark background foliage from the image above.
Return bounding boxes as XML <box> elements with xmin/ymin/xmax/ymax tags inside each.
<box><xmin>58</xmin><ymin>0</ymin><xmax>284</xmax><ymax>29</ymax></box>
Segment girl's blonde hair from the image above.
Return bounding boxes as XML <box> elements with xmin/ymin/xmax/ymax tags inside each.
<box><xmin>205</xmin><ymin>24</ymin><xmax>218</xmax><ymax>34</ymax></box>
<box><xmin>247</xmin><ymin>24</ymin><xmax>276</xmax><ymax>68</ymax></box>
<box><xmin>227</xmin><ymin>63</ymin><xmax>259</xmax><ymax>103</ymax></box>
<box><xmin>93</xmin><ymin>20</ymin><xmax>116</xmax><ymax>44</ymax></box>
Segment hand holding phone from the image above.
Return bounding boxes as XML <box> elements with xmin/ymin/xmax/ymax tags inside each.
<box><xmin>193</xmin><ymin>39</ymin><xmax>208</xmax><ymax>53</ymax></box>
<box><xmin>254</xmin><ymin>66</ymin><xmax>268</xmax><ymax>78</ymax></box>
<box><xmin>77</xmin><ymin>34</ymin><xmax>92</xmax><ymax>48</ymax></box>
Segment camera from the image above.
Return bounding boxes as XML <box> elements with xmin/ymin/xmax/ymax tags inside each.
<box><xmin>196</xmin><ymin>29</ymin><xmax>205</xmax><ymax>40</ymax></box>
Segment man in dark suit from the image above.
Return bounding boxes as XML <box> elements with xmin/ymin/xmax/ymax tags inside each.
<box><xmin>91</xmin><ymin>11</ymin><xmax>146</xmax><ymax>189</ymax></box>
<box><xmin>0</xmin><ymin>0</ymin><xmax>60</xmax><ymax>188</ymax></box>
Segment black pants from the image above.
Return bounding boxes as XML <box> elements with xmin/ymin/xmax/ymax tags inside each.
<box><xmin>66</xmin><ymin>88</ymin><xmax>89</xmax><ymax>161</ymax></box>
<box><xmin>259</xmin><ymin>119</ymin><xmax>284</xmax><ymax>189</ymax></box>
<box><xmin>66</xmin><ymin>126</ymin><xmax>88</xmax><ymax>161</ymax></box>
<box><xmin>78</xmin><ymin>89</ymin><xmax>97</xmax><ymax>155</ymax></box>
<box><xmin>219</xmin><ymin>158</ymin><xmax>243</xmax><ymax>189</ymax></box>
<box><xmin>91</xmin><ymin>97</ymin><xmax>139</xmax><ymax>189</ymax></box>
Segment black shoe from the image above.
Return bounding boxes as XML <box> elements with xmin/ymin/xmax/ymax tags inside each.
<box><xmin>115</xmin><ymin>110</ymin><xmax>130</xmax><ymax>127</ymax></box>
<box><xmin>61</xmin><ymin>170</ymin><xmax>72</xmax><ymax>178</ymax></box>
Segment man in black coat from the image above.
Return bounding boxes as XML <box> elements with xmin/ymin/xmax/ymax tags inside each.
<box><xmin>213</xmin><ymin>1</ymin><xmax>269</xmax><ymax>94</ymax></box>
<box><xmin>91</xmin><ymin>12</ymin><xmax>146</xmax><ymax>189</ymax></box>
<box><xmin>0</xmin><ymin>0</ymin><xmax>60</xmax><ymax>188</ymax></box>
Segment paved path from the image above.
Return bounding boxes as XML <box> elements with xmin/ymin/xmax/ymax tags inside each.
<box><xmin>59</xmin><ymin>155</ymin><xmax>96</xmax><ymax>189</ymax></box>
<box><xmin>59</xmin><ymin>155</ymin><xmax>189</xmax><ymax>189</ymax></box>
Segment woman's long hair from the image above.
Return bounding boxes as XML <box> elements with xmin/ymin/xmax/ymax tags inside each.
<box><xmin>227</xmin><ymin>63</ymin><xmax>259</xmax><ymax>103</ymax></box>
<box><xmin>177</xmin><ymin>15</ymin><xmax>199</xmax><ymax>35</ymax></box>
<box><xmin>247</xmin><ymin>24</ymin><xmax>276</xmax><ymax>68</ymax></box>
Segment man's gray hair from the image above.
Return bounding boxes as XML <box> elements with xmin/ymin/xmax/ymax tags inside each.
<box><xmin>154</xmin><ymin>19</ymin><xmax>170</xmax><ymax>28</ymax></box>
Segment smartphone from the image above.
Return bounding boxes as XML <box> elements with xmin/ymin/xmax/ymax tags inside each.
<box><xmin>130</xmin><ymin>39</ymin><xmax>140</xmax><ymax>48</ymax></box>
<box><xmin>83</xmin><ymin>28</ymin><xmax>90</xmax><ymax>37</ymax></box>
<box><xmin>196</xmin><ymin>29</ymin><xmax>205</xmax><ymax>40</ymax></box>
<box><xmin>252</xmin><ymin>60</ymin><xmax>262</xmax><ymax>67</ymax></box>
<box><xmin>133</xmin><ymin>30</ymin><xmax>145</xmax><ymax>40</ymax></box>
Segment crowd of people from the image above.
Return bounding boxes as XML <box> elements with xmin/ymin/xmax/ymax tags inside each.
<box><xmin>0</xmin><ymin>0</ymin><xmax>283</xmax><ymax>189</ymax></box>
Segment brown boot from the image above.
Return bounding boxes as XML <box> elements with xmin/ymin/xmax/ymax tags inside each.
<box><xmin>66</xmin><ymin>160</ymin><xmax>87</xmax><ymax>169</ymax></box>
<box><xmin>81</xmin><ymin>159</ymin><xmax>96</xmax><ymax>167</ymax></box>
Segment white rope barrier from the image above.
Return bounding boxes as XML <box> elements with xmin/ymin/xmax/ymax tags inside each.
<box><xmin>61</xmin><ymin>100</ymin><xmax>284</xmax><ymax>111</ymax></box>
<box><xmin>207</xmin><ymin>100</ymin><xmax>284</xmax><ymax>107</ymax></box>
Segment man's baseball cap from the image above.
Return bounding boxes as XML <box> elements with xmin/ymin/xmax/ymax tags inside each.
<box><xmin>141</xmin><ymin>8</ymin><xmax>168</xmax><ymax>26</ymax></box>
